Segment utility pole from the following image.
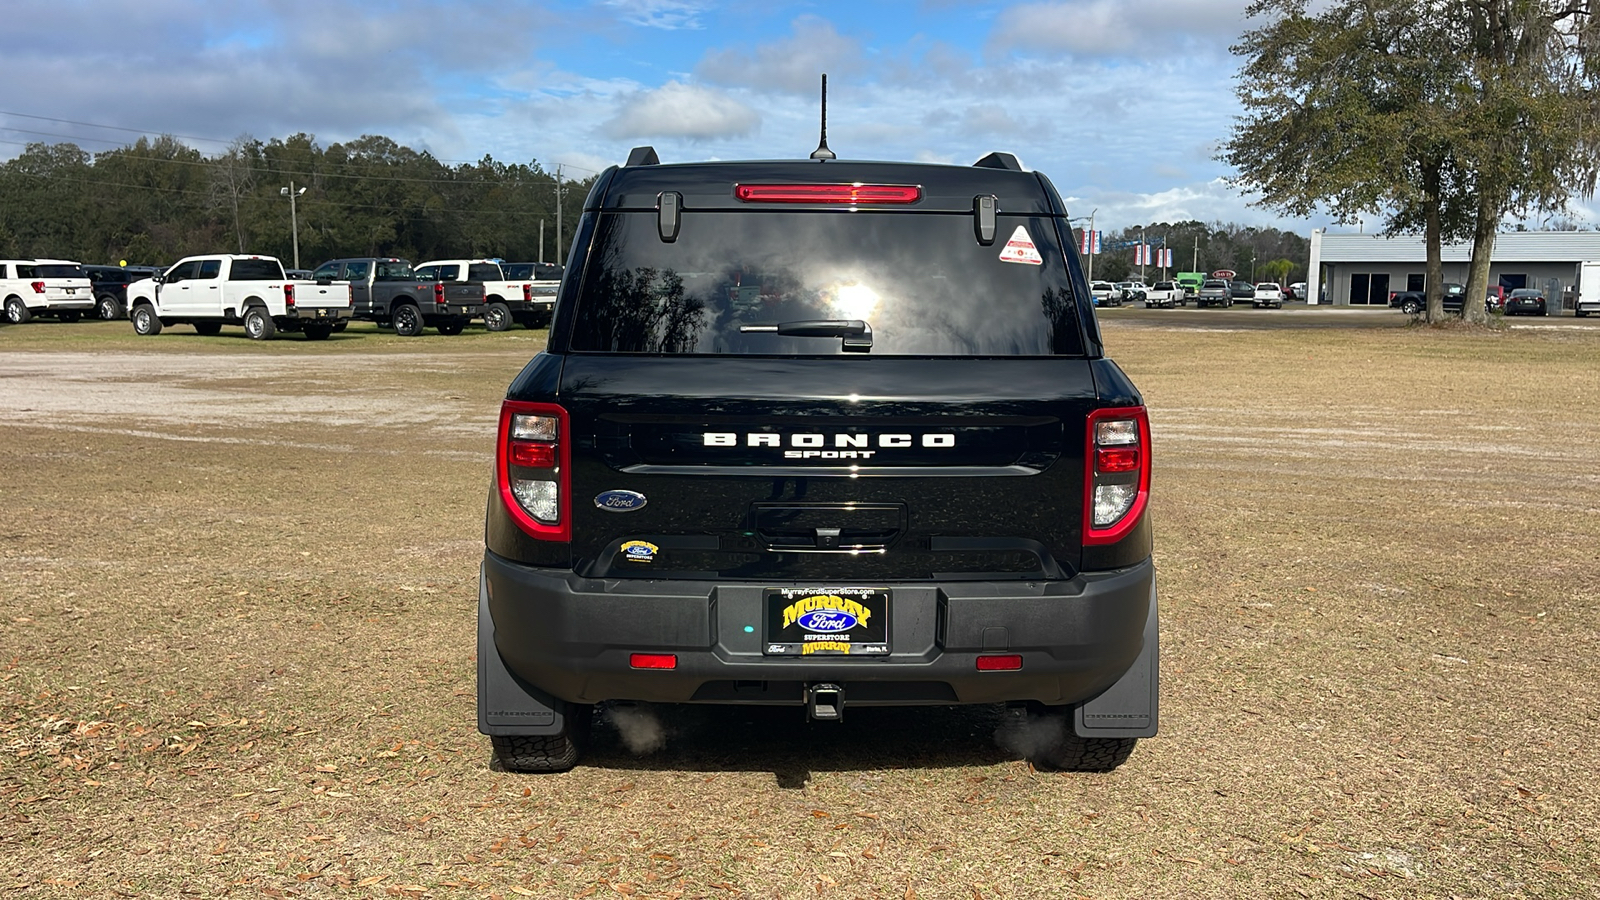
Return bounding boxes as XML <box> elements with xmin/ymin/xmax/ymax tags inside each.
<box><xmin>280</xmin><ymin>181</ymin><xmax>306</xmax><ymax>270</ymax></box>
<box><xmin>1193</xmin><ymin>237</ymin><xmax>1199</xmax><ymax>273</ymax></box>
<box><xmin>1139</xmin><ymin>225</ymin><xmax>1147</xmax><ymax>281</ymax></box>
<box><xmin>539</xmin><ymin>220</ymin><xmax>545</xmax><ymax>264</ymax></box>
<box><xmin>555</xmin><ymin>165</ymin><xmax>564</xmax><ymax>267</ymax></box>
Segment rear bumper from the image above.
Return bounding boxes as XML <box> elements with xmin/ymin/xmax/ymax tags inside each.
<box><xmin>482</xmin><ymin>551</ymin><xmax>1155</xmax><ymax>708</ymax></box>
<box><xmin>289</xmin><ymin>307</ymin><xmax>353</xmax><ymax>320</ymax></box>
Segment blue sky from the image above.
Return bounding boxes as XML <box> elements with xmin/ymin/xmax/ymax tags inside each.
<box><xmin>3</xmin><ymin>0</ymin><xmax>1321</xmax><ymax>232</ymax></box>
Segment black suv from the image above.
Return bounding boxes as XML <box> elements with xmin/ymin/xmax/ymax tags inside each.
<box><xmin>479</xmin><ymin>148</ymin><xmax>1159</xmax><ymax>772</ymax></box>
<box><xmin>84</xmin><ymin>264</ymin><xmax>162</xmax><ymax>320</ymax></box>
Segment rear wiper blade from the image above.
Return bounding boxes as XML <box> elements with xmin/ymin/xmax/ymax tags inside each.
<box><xmin>740</xmin><ymin>319</ymin><xmax>873</xmax><ymax>352</ymax></box>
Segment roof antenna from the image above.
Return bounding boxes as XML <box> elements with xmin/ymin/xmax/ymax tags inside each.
<box><xmin>810</xmin><ymin>74</ymin><xmax>836</xmax><ymax>161</ymax></box>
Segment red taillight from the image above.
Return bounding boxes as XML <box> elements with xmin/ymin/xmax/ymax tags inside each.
<box><xmin>283</xmin><ymin>283</ymin><xmax>295</xmax><ymax>308</ymax></box>
<box><xmin>629</xmin><ymin>653</ymin><xmax>677</xmax><ymax>670</ymax></box>
<box><xmin>1083</xmin><ymin>405</ymin><xmax>1152</xmax><ymax>546</ymax></box>
<box><xmin>976</xmin><ymin>655</ymin><xmax>1022</xmax><ymax>671</ymax></box>
<box><xmin>522</xmin><ymin>283</ymin><xmax>532</xmax><ymax>302</ymax></box>
<box><xmin>496</xmin><ymin>401</ymin><xmax>570</xmax><ymax>541</ymax></box>
<box><xmin>347</xmin><ymin>284</ymin><xmax>354</xmax><ymax>307</ymax></box>
<box><xmin>508</xmin><ymin>441</ymin><xmax>556</xmax><ymax>468</ymax></box>
<box><xmin>30</xmin><ymin>281</ymin><xmax>45</xmax><ymax>294</ymax></box>
<box><xmin>434</xmin><ymin>283</ymin><xmax>445</xmax><ymax>304</ymax></box>
<box><xmin>734</xmin><ymin>183</ymin><xmax>922</xmax><ymax>204</ymax></box>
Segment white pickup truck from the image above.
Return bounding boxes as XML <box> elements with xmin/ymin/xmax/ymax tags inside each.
<box><xmin>126</xmin><ymin>255</ymin><xmax>352</xmax><ymax>340</ymax></box>
<box><xmin>1</xmin><ymin>259</ymin><xmax>95</xmax><ymax>324</ymax></box>
<box><xmin>414</xmin><ymin>259</ymin><xmax>531</xmax><ymax>332</ymax></box>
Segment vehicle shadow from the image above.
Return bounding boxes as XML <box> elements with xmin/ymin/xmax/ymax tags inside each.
<box><xmin>577</xmin><ymin>702</ymin><xmax>1018</xmax><ymax>787</ymax></box>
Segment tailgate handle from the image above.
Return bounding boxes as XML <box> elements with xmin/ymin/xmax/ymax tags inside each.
<box><xmin>752</xmin><ymin>503</ymin><xmax>903</xmax><ymax>552</ymax></box>
<box><xmin>815</xmin><ymin>527</ymin><xmax>841</xmax><ymax>550</ymax></box>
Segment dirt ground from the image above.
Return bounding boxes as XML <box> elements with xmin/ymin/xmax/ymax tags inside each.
<box><xmin>2</xmin><ymin>313</ymin><xmax>1597</xmax><ymax>899</ymax></box>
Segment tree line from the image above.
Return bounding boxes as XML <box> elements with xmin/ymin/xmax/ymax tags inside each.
<box><xmin>0</xmin><ymin>133</ymin><xmax>596</xmax><ymax>269</ymax></box>
<box><xmin>1076</xmin><ymin>221</ymin><xmax>1310</xmax><ymax>285</ymax></box>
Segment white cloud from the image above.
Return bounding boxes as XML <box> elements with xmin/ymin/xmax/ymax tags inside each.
<box><xmin>989</xmin><ymin>0</ymin><xmax>1252</xmax><ymax>60</ymax></box>
<box><xmin>601</xmin><ymin>0</ymin><xmax>710</xmax><ymax>30</ymax></box>
<box><xmin>696</xmin><ymin>16</ymin><xmax>866</xmax><ymax>94</ymax></box>
<box><xmin>599</xmin><ymin>81</ymin><xmax>761</xmax><ymax>140</ymax></box>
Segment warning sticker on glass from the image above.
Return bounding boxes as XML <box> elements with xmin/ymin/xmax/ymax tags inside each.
<box><xmin>998</xmin><ymin>225</ymin><xmax>1044</xmax><ymax>265</ymax></box>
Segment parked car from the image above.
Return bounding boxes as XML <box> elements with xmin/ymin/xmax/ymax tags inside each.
<box><xmin>498</xmin><ymin>262</ymin><xmax>563</xmax><ymax>328</ymax></box>
<box><xmin>1</xmin><ymin>259</ymin><xmax>95</xmax><ymax>323</ymax></box>
<box><xmin>1504</xmin><ymin>287</ymin><xmax>1549</xmax><ymax>316</ymax></box>
<box><xmin>478</xmin><ymin>146</ymin><xmax>1159</xmax><ymax>774</ymax></box>
<box><xmin>1252</xmin><ymin>282</ymin><xmax>1284</xmax><ymax>309</ymax></box>
<box><xmin>1089</xmin><ymin>281</ymin><xmax>1116</xmax><ymax>306</ymax></box>
<box><xmin>1390</xmin><ymin>283</ymin><xmax>1482</xmax><ymax>315</ymax></box>
<box><xmin>1484</xmin><ymin>285</ymin><xmax>1508</xmax><ymax>309</ymax></box>
<box><xmin>126</xmin><ymin>254</ymin><xmax>352</xmax><ymax>340</ymax></box>
<box><xmin>1289</xmin><ymin>282</ymin><xmax>1307</xmax><ymax>301</ymax></box>
<box><xmin>1228</xmin><ymin>280</ymin><xmax>1255</xmax><ymax>301</ymax></box>
<box><xmin>1112</xmin><ymin>281</ymin><xmax>1145</xmax><ymax>304</ymax></box>
<box><xmin>84</xmin><ymin>264</ymin><xmax>163</xmax><ymax>320</ymax></box>
<box><xmin>312</xmin><ymin>257</ymin><xmax>484</xmax><ymax>336</ymax></box>
<box><xmin>1196</xmin><ymin>279</ymin><xmax>1232</xmax><ymax>308</ymax></box>
<box><xmin>1144</xmin><ymin>281</ymin><xmax>1182</xmax><ymax>308</ymax></box>
<box><xmin>414</xmin><ymin>259</ymin><xmax>535</xmax><ymax>332</ymax></box>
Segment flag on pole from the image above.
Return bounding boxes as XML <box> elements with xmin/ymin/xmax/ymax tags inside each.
<box><xmin>1160</xmin><ymin>248</ymin><xmax>1173</xmax><ymax>268</ymax></box>
<box><xmin>1079</xmin><ymin>230</ymin><xmax>1101</xmax><ymax>255</ymax></box>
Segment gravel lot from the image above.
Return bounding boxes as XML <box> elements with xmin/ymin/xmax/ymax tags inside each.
<box><xmin>2</xmin><ymin>315</ymin><xmax>1597</xmax><ymax>899</ymax></box>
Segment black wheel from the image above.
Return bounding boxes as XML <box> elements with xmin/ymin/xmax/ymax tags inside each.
<box><xmin>5</xmin><ymin>297</ymin><xmax>31</xmax><ymax>324</ymax></box>
<box><xmin>193</xmin><ymin>321</ymin><xmax>222</xmax><ymax>335</ymax></box>
<box><xmin>302</xmin><ymin>321</ymin><xmax>334</xmax><ymax>341</ymax></box>
<box><xmin>437</xmin><ymin>320</ymin><xmax>465</xmax><ymax>336</ymax></box>
<box><xmin>59</xmin><ymin>311</ymin><xmax>82</xmax><ymax>323</ymax></box>
<box><xmin>483</xmin><ymin>302</ymin><xmax>512</xmax><ymax>332</ymax></box>
<box><xmin>999</xmin><ymin>703</ymin><xmax>1137</xmax><ymax>772</ymax></box>
<box><xmin>97</xmin><ymin>295</ymin><xmax>123</xmax><ymax>320</ymax></box>
<box><xmin>490</xmin><ymin>707</ymin><xmax>593</xmax><ymax>773</ymax></box>
<box><xmin>332</xmin><ymin>320</ymin><xmax>348</xmax><ymax>332</ymax></box>
<box><xmin>131</xmin><ymin>304</ymin><xmax>162</xmax><ymax>335</ymax></box>
<box><xmin>243</xmin><ymin>307</ymin><xmax>277</xmax><ymax>340</ymax></box>
<box><xmin>392</xmin><ymin>303</ymin><xmax>424</xmax><ymax>337</ymax></box>
<box><xmin>1401</xmin><ymin>299</ymin><xmax>1421</xmax><ymax>314</ymax></box>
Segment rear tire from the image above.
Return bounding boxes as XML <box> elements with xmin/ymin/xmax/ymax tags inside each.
<box><xmin>483</xmin><ymin>301</ymin><xmax>512</xmax><ymax>332</ymax></box>
<box><xmin>1002</xmin><ymin>703</ymin><xmax>1137</xmax><ymax>772</ymax></box>
<box><xmin>5</xmin><ymin>297</ymin><xmax>31</xmax><ymax>324</ymax></box>
<box><xmin>490</xmin><ymin>706</ymin><xmax>593</xmax><ymax>773</ymax></box>
<box><xmin>244</xmin><ymin>307</ymin><xmax>277</xmax><ymax>340</ymax></box>
<box><xmin>437</xmin><ymin>320</ymin><xmax>465</xmax><ymax>336</ymax></box>
<box><xmin>193</xmin><ymin>321</ymin><xmax>223</xmax><ymax>335</ymax></box>
<box><xmin>131</xmin><ymin>304</ymin><xmax>162</xmax><ymax>335</ymax></box>
<box><xmin>392</xmin><ymin>303</ymin><xmax>424</xmax><ymax>337</ymax></box>
<box><xmin>97</xmin><ymin>295</ymin><xmax>123</xmax><ymax>320</ymax></box>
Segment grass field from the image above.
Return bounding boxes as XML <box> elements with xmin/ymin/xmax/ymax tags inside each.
<box><xmin>2</xmin><ymin>312</ymin><xmax>1598</xmax><ymax>899</ymax></box>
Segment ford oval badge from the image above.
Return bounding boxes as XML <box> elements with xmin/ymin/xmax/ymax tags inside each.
<box><xmin>797</xmin><ymin>609</ymin><xmax>860</xmax><ymax>632</ymax></box>
<box><xmin>595</xmin><ymin>490</ymin><xmax>648</xmax><ymax>512</ymax></box>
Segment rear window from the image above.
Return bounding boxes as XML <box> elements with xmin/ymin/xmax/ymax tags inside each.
<box><xmin>373</xmin><ymin>260</ymin><xmax>414</xmax><ymax>281</ymax></box>
<box><xmin>568</xmin><ymin>211</ymin><xmax>1085</xmax><ymax>356</ymax></box>
<box><xmin>468</xmin><ymin>263</ymin><xmax>503</xmax><ymax>281</ymax></box>
<box><xmin>32</xmin><ymin>264</ymin><xmax>85</xmax><ymax>279</ymax></box>
<box><xmin>229</xmin><ymin>259</ymin><xmax>285</xmax><ymax>281</ymax></box>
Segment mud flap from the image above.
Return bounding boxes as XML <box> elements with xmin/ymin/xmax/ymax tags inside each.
<box><xmin>1074</xmin><ymin>580</ymin><xmax>1159</xmax><ymax>739</ymax></box>
<box><xmin>477</xmin><ymin>566</ymin><xmax>576</xmax><ymax>737</ymax></box>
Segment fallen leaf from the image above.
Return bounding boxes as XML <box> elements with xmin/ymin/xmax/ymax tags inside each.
<box><xmin>356</xmin><ymin>875</ymin><xmax>390</xmax><ymax>887</ymax></box>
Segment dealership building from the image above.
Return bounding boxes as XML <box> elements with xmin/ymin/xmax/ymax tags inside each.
<box><xmin>1307</xmin><ymin>230</ymin><xmax>1600</xmax><ymax>307</ymax></box>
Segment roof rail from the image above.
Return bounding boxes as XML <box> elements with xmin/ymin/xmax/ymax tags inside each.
<box><xmin>625</xmin><ymin>146</ymin><xmax>661</xmax><ymax>167</ymax></box>
<box><xmin>973</xmin><ymin>151</ymin><xmax>1023</xmax><ymax>171</ymax></box>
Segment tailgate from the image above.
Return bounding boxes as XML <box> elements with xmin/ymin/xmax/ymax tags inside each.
<box><xmin>292</xmin><ymin>281</ymin><xmax>350</xmax><ymax>308</ymax></box>
<box><xmin>557</xmin><ymin>355</ymin><xmax>1097</xmax><ymax>582</ymax></box>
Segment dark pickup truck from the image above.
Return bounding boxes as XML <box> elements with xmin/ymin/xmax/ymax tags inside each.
<box><xmin>1390</xmin><ymin>283</ymin><xmax>1476</xmax><ymax>315</ymax></box>
<box><xmin>478</xmin><ymin>146</ymin><xmax>1159</xmax><ymax>774</ymax></box>
<box><xmin>311</xmin><ymin>257</ymin><xmax>484</xmax><ymax>336</ymax></box>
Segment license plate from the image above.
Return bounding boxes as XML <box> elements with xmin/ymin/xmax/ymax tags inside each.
<box><xmin>763</xmin><ymin>587</ymin><xmax>888</xmax><ymax>656</ymax></box>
